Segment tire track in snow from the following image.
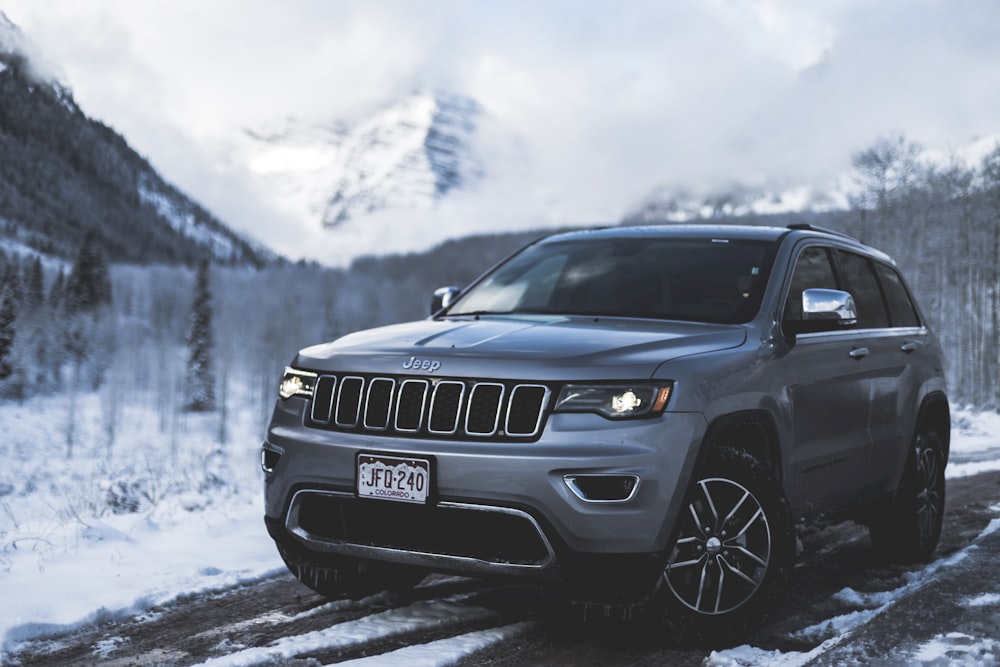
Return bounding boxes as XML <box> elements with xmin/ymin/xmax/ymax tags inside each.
<box><xmin>192</xmin><ymin>595</ymin><xmax>511</xmax><ymax>666</ymax></box>
<box><xmin>335</xmin><ymin>622</ymin><xmax>537</xmax><ymax>667</ymax></box>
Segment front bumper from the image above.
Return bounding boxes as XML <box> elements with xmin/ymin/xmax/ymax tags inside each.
<box><xmin>263</xmin><ymin>396</ymin><xmax>705</xmax><ymax>578</ymax></box>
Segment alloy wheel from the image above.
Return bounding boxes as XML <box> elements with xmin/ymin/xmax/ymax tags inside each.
<box><xmin>914</xmin><ymin>437</ymin><xmax>944</xmax><ymax>544</ymax></box>
<box><xmin>665</xmin><ymin>477</ymin><xmax>772</xmax><ymax>615</ymax></box>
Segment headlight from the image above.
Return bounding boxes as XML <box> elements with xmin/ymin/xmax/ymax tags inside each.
<box><xmin>554</xmin><ymin>382</ymin><xmax>673</xmax><ymax>420</ymax></box>
<box><xmin>278</xmin><ymin>367</ymin><xmax>317</xmax><ymax>400</ymax></box>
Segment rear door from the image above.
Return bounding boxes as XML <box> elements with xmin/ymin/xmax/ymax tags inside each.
<box><xmin>843</xmin><ymin>254</ymin><xmax>928</xmax><ymax>493</ymax></box>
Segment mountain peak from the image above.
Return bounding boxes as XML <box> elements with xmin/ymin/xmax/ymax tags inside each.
<box><xmin>321</xmin><ymin>91</ymin><xmax>481</xmax><ymax>227</ymax></box>
<box><xmin>239</xmin><ymin>91</ymin><xmax>482</xmax><ymax>229</ymax></box>
<box><xmin>0</xmin><ymin>11</ymin><xmax>24</xmax><ymax>53</ymax></box>
<box><xmin>0</xmin><ymin>11</ymin><xmax>74</xmax><ymax>106</ymax></box>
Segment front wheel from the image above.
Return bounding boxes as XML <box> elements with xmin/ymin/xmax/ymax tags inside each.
<box><xmin>869</xmin><ymin>428</ymin><xmax>946</xmax><ymax>563</ymax></box>
<box><xmin>651</xmin><ymin>447</ymin><xmax>795</xmax><ymax>645</ymax></box>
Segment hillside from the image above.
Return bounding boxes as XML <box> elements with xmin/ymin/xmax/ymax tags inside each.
<box><xmin>0</xmin><ymin>13</ymin><xmax>273</xmax><ymax>266</ymax></box>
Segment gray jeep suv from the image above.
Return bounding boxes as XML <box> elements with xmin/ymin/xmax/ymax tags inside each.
<box><xmin>262</xmin><ymin>224</ymin><xmax>949</xmax><ymax>641</ymax></box>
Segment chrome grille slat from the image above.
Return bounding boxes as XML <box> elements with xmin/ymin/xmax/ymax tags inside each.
<box><xmin>395</xmin><ymin>379</ymin><xmax>429</xmax><ymax>432</ymax></box>
<box><xmin>506</xmin><ymin>385</ymin><xmax>551</xmax><ymax>437</ymax></box>
<box><xmin>466</xmin><ymin>383</ymin><xmax>505</xmax><ymax>436</ymax></box>
<box><xmin>335</xmin><ymin>376</ymin><xmax>365</xmax><ymax>427</ymax></box>
<box><xmin>308</xmin><ymin>375</ymin><xmax>550</xmax><ymax>441</ymax></box>
<box><xmin>311</xmin><ymin>376</ymin><xmax>336</xmax><ymax>424</ymax></box>
<box><xmin>363</xmin><ymin>378</ymin><xmax>396</xmax><ymax>431</ymax></box>
<box><xmin>428</xmin><ymin>381</ymin><xmax>466</xmax><ymax>435</ymax></box>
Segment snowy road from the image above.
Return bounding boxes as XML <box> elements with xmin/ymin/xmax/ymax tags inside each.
<box><xmin>7</xmin><ymin>469</ymin><xmax>1000</xmax><ymax>666</ymax></box>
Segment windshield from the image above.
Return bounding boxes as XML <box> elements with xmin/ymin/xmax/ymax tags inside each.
<box><xmin>445</xmin><ymin>236</ymin><xmax>778</xmax><ymax>324</ymax></box>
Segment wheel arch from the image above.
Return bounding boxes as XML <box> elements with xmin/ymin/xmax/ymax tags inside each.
<box><xmin>697</xmin><ymin>410</ymin><xmax>783</xmax><ymax>485</ymax></box>
<box><xmin>917</xmin><ymin>391</ymin><xmax>950</xmax><ymax>463</ymax></box>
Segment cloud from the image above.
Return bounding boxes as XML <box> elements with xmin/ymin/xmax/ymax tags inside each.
<box><xmin>4</xmin><ymin>1</ymin><xmax>1000</xmax><ymax>262</ymax></box>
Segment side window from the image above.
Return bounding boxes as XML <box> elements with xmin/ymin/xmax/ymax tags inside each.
<box><xmin>784</xmin><ymin>246</ymin><xmax>838</xmax><ymax>320</ymax></box>
<box><xmin>874</xmin><ymin>262</ymin><xmax>921</xmax><ymax>327</ymax></box>
<box><xmin>833</xmin><ymin>250</ymin><xmax>889</xmax><ymax>329</ymax></box>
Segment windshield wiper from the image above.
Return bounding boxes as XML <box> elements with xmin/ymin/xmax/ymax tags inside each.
<box><xmin>443</xmin><ymin>309</ymin><xmax>571</xmax><ymax>318</ymax></box>
<box><xmin>441</xmin><ymin>310</ymin><xmax>514</xmax><ymax>318</ymax></box>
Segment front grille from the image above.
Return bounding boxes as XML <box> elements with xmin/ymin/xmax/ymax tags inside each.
<box><xmin>307</xmin><ymin>374</ymin><xmax>551</xmax><ymax>441</ymax></box>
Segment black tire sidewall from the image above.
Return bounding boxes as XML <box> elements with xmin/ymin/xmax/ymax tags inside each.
<box><xmin>870</xmin><ymin>428</ymin><xmax>946</xmax><ymax>563</ymax></box>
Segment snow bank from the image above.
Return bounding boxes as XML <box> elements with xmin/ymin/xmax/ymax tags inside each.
<box><xmin>948</xmin><ymin>409</ymin><xmax>1000</xmax><ymax>478</ymax></box>
<box><xmin>2</xmin><ymin>498</ymin><xmax>282</xmax><ymax>646</ymax></box>
<box><xmin>0</xmin><ymin>389</ymin><xmax>283</xmax><ymax>657</ymax></box>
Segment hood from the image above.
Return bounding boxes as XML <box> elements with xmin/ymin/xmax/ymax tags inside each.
<box><xmin>294</xmin><ymin>315</ymin><xmax>746</xmax><ymax>381</ymax></box>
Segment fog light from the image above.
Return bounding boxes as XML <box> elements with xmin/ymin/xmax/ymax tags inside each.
<box><xmin>564</xmin><ymin>474</ymin><xmax>640</xmax><ymax>503</ymax></box>
<box><xmin>261</xmin><ymin>447</ymin><xmax>282</xmax><ymax>474</ymax></box>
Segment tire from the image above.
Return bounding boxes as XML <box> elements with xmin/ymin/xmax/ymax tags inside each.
<box><xmin>651</xmin><ymin>446</ymin><xmax>795</xmax><ymax>645</ymax></box>
<box><xmin>275</xmin><ymin>536</ymin><xmax>426</xmax><ymax>600</ymax></box>
<box><xmin>869</xmin><ymin>427</ymin><xmax>946</xmax><ymax>563</ymax></box>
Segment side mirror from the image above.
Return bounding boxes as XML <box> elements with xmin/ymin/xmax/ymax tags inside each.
<box><xmin>784</xmin><ymin>288</ymin><xmax>858</xmax><ymax>336</ymax></box>
<box><xmin>431</xmin><ymin>285</ymin><xmax>461</xmax><ymax>315</ymax></box>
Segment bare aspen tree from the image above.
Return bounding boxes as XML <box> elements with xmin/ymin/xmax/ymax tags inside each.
<box><xmin>850</xmin><ymin>135</ymin><xmax>923</xmax><ymax>249</ymax></box>
<box><xmin>980</xmin><ymin>145</ymin><xmax>1000</xmax><ymax>409</ymax></box>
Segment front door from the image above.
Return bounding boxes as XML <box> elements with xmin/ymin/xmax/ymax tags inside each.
<box><xmin>775</xmin><ymin>244</ymin><xmax>879</xmax><ymax>512</ymax></box>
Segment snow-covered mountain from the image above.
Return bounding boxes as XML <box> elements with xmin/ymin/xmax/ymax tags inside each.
<box><xmin>623</xmin><ymin>181</ymin><xmax>854</xmax><ymax>224</ymax></box>
<box><xmin>0</xmin><ymin>11</ymin><xmax>274</xmax><ymax>266</ymax></box>
<box><xmin>624</xmin><ymin>134</ymin><xmax>1000</xmax><ymax>225</ymax></box>
<box><xmin>237</xmin><ymin>92</ymin><xmax>481</xmax><ymax>229</ymax></box>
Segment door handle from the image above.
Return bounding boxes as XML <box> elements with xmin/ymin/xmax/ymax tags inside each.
<box><xmin>849</xmin><ymin>347</ymin><xmax>870</xmax><ymax>359</ymax></box>
<box><xmin>900</xmin><ymin>342</ymin><xmax>918</xmax><ymax>353</ymax></box>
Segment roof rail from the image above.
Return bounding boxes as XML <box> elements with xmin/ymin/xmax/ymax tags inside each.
<box><xmin>786</xmin><ymin>223</ymin><xmax>860</xmax><ymax>242</ymax></box>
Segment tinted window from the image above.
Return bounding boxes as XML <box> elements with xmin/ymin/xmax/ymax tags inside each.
<box><xmin>874</xmin><ymin>263</ymin><xmax>920</xmax><ymax>327</ymax></box>
<box><xmin>784</xmin><ymin>246</ymin><xmax>838</xmax><ymax>320</ymax></box>
<box><xmin>834</xmin><ymin>250</ymin><xmax>889</xmax><ymax>329</ymax></box>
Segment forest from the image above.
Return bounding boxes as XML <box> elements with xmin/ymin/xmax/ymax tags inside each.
<box><xmin>840</xmin><ymin>135</ymin><xmax>999</xmax><ymax>412</ymax></box>
<box><xmin>0</xmin><ymin>136</ymin><xmax>997</xmax><ymax>466</ymax></box>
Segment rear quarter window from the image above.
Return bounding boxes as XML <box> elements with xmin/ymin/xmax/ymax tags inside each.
<box><xmin>874</xmin><ymin>262</ymin><xmax>921</xmax><ymax>327</ymax></box>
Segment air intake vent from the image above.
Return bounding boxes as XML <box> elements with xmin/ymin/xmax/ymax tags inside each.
<box><xmin>306</xmin><ymin>374</ymin><xmax>551</xmax><ymax>441</ymax></box>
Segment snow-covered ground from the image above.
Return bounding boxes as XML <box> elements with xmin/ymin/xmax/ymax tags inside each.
<box><xmin>0</xmin><ymin>394</ymin><xmax>997</xmax><ymax>664</ymax></box>
<box><xmin>0</xmin><ymin>389</ymin><xmax>280</xmax><ymax>652</ymax></box>
<box><xmin>708</xmin><ymin>512</ymin><xmax>1000</xmax><ymax>666</ymax></box>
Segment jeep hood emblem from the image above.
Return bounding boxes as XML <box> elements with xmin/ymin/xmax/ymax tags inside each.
<box><xmin>403</xmin><ymin>356</ymin><xmax>441</xmax><ymax>373</ymax></box>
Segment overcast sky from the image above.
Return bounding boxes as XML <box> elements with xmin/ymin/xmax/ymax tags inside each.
<box><xmin>4</xmin><ymin>1</ymin><xmax>1000</xmax><ymax>262</ymax></box>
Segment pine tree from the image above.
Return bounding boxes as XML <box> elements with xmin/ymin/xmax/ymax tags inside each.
<box><xmin>184</xmin><ymin>259</ymin><xmax>215</xmax><ymax>412</ymax></box>
<box><xmin>2</xmin><ymin>261</ymin><xmax>22</xmax><ymax>310</ymax></box>
<box><xmin>49</xmin><ymin>267</ymin><xmax>65</xmax><ymax>310</ymax></box>
<box><xmin>65</xmin><ymin>232</ymin><xmax>112</xmax><ymax>312</ymax></box>
<box><xmin>0</xmin><ymin>283</ymin><xmax>17</xmax><ymax>382</ymax></box>
<box><xmin>24</xmin><ymin>257</ymin><xmax>44</xmax><ymax>312</ymax></box>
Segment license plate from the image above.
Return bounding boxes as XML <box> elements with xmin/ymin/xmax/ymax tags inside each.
<box><xmin>357</xmin><ymin>454</ymin><xmax>431</xmax><ymax>504</ymax></box>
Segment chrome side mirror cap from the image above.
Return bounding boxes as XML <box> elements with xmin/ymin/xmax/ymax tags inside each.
<box><xmin>803</xmin><ymin>288</ymin><xmax>858</xmax><ymax>325</ymax></box>
<box><xmin>431</xmin><ymin>285</ymin><xmax>461</xmax><ymax>315</ymax></box>
<box><xmin>785</xmin><ymin>288</ymin><xmax>857</xmax><ymax>335</ymax></box>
